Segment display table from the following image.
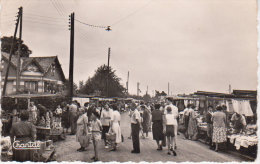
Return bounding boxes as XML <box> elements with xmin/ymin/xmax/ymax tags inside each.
<box><xmin>36</xmin><ymin>126</ymin><xmax>51</xmax><ymax>141</ymax></box>
<box><xmin>227</xmin><ymin>134</ymin><xmax>258</xmax><ymax>150</ymax></box>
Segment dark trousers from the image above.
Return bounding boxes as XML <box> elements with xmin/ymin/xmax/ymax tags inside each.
<box><xmin>70</xmin><ymin>113</ymin><xmax>77</xmax><ymax>134</ymax></box>
<box><xmin>131</xmin><ymin>123</ymin><xmax>140</xmax><ymax>153</ymax></box>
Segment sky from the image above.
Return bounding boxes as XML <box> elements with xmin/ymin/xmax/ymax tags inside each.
<box><xmin>0</xmin><ymin>0</ymin><xmax>258</xmax><ymax>96</ymax></box>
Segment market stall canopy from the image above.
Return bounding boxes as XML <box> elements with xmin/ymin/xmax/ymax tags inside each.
<box><xmin>3</xmin><ymin>93</ymin><xmax>64</xmax><ymax>99</ymax></box>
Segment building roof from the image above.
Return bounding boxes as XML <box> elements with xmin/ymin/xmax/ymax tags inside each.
<box><xmin>1</xmin><ymin>51</ymin><xmax>66</xmax><ymax>81</ymax></box>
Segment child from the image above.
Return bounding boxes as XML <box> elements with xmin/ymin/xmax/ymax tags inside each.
<box><xmin>91</xmin><ymin>111</ymin><xmax>103</xmax><ymax>161</ymax></box>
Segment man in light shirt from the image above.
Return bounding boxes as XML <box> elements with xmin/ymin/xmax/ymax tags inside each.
<box><xmin>100</xmin><ymin>104</ymin><xmax>113</xmax><ymax>148</ymax></box>
<box><xmin>164</xmin><ymin>98</ymin><xmax>179</xmax><ymax>149</ymax></box>
<box><xmin>130</xmin><ymin>103</ymin><xmax>141</xmax><ymax>153</ymax></box>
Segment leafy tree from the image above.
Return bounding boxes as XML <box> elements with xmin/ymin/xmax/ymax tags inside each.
<box><xmin>143</xmin><ymin>93</ymin><xmax>151</xmax><ymax>102</ymax></box>
<box><xmin>155</xmin><ymin>90</ymin><xmax>167</xmax><ymax>97</ymax></box>
<box><xmin>1</xmin><ymin>36</ymin><xmax>32</xmax><ymax>57</ymax></box>
<box><xmin>80</xmin><ymin>64</ymin><xmax>126</xmax><ymax>97</ymax></box>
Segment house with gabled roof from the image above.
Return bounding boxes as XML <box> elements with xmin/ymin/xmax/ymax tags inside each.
<box><xmin>1</xmin><ymin>51</ymin><xmax>66</xmax><ymax>95</ymax></box>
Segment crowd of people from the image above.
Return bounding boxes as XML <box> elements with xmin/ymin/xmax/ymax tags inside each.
<box><xmin>6</xmin><ymin>96</ymin><xmax>252</xmax><ymax>162</ymax></box>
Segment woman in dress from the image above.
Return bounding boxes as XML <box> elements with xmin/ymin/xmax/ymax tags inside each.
<box><xmin>151</xmin><ymin>103</ymin><xmax>164</xmax><ymax>150</ymax></box>
<box><xmin>110</xmin><ymin>104</ymin><xmax>122</xmax><ymax>151</ymax></box>
<box><xmin>187</xmin><ymin>105</ymin><xmax>198</xmax><ymax>140</ymax></box>
<box><xmin>76</xmin><ymin>108</ymin><xmax>89</xmax><ymax>152</ymax></box>
<box><xmin>141</xmin><ymin>105</ymin><xmax>151</xmax><ymax>138</ymax></box>
<box><xmin>212</xmin><ymin>105</ymin><xmax>227</xmax><ymax>152</ymax></box>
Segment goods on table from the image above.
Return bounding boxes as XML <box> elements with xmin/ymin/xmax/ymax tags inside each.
<box><xmin>1</xmin><ymin>136</ymin><xmax>12</xmax><ymax>156</ymax></box>
<box><xmin>228</xmin><ymin>134</ymin><xmax>258</xmax><ymax>150</ymax></box>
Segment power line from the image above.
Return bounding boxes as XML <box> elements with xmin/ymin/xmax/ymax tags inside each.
<box><xmin>49</xmin><ymin>0</ymin><xmax>64</xmax><ymax>17</ymax></box>
<box><xmin>56</xmin><ymin>0</ymin><xmax>67</xmax><ymax>14</ymax></box>
<box><xmin>24</xmin><ymin>15</ymin><xmax>67</xmax><ymax>22</ymax></box>
<box><xmin>23</xmin><ymin>19</ymin><xmax>67</xmax><ymax>27</ymax></box>
<box><xmin>24</xmin><ymin>12</ymin><xmax>67</xmax><ymax>20</ymax></box>
<box><xmin>75</xmin><ymin>18</ymin><xmax>108</xmax><ymax>29</ymax></box>
<box><xmin>111</xmin><ymin>0</ymin><xmax>153</xmax><ymax>26</ymax></box>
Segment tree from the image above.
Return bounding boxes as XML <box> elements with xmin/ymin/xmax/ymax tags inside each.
<box><xmin>143</xmin><ymin>93</ymin><xmax>151</xmax><ymax>102</ymax></box>
<box><xmin>80</xmin><ymin>64</ymin><xmax>126</xmax><ymax>97</ymax></box>
<box><xmin>1</xmin><ymin>36</ymin><xmax>32</xmax><ymax>57</ymax></box>
<box><xmin>155</xmin><ymin>90</ymin><xmax>167</xmax><ymax>97</ymax></box>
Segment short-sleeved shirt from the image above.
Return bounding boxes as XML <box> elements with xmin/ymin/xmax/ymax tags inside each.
<box><xmin>56</xmin><ymin>108</ymin><xmax>62</xmax><ymax>115</ymax></box>
<box><xmin>165</xmin><ymin>113</ymin><xmax>175</xmax><ymax>125</ymax></box>
<box><xmin>231</xmin><ymin>113</ymin><xmax>247</xmax><ymax>126</ymax></box>
<box><xmin>131</xmin><ymin>109</ymin><xmax>141</xmax><ymax>124</ymax></box>
<box><xmin>212</xmin><ymin>111</ymin><xmax>226</xmax><ymax>128</ymax></box>
<box><xmin>69</xmin><ymin>104</ymin><xmax>78</xmax><ymax>113</ymax></box>
<box><xmin>111</xmin><ymin>111</ymin><xmax>121</xmax><ymax>123</ymax></box>
<box><xmin>164</xmin><ymin>104</ymin><xmax>179</xmax><ymax>125</ymax></box>
<box><xmin>100</xmin><ymin>109</ymin><xmax>112</xmax><ymax>126</ymax></box>
<box><xmin>91</xmin><ymin>119</ymin><xmax>102</xmax><ymax>132</ymax></box>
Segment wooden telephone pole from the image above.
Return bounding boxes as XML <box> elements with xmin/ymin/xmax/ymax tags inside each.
<box><xmin>69</xmin><ymin>12</ymin><xmax>75</xmax><ymax>99</ymax></box>
<box><xmin>2</xmin><ymin>8</ymin><xmax>21</xmax><ymax>96</ymax></box>
<box><xmin>16</xmin><ymin>7</ymin><xmax>23</xmax><ymax>93</ymax></box>
<box><xmin>137</xmin><ymin>82</ymin><xmax>140</xmax><ymax>96</ymax></box>
<box><xmin>106</xmin><ymin>47</ymin><xmax>111</xmax><ymax>97</ymax></box>
<box><xmin>126</xmin><ymin>71</ymin><xmax>129</xmax><ymax>94</ymax></box>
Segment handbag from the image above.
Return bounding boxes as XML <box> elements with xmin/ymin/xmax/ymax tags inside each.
<box><xmin>121</xmin><ymin>134</ymin><xmax>124</xmax><ymax>142</ymax></box>
<box><xmin>105</xmin><ymin>132</ymin><xmax>116</xmax><ymax>142</ymax></box>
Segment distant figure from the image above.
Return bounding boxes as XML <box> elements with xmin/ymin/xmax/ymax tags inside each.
<box><xmin>10</xmin><ymin>110</ymin><xmax>36</xmax><ymax>161</ymax></box>
<box><xmin>28</xmin><ymin>102</ymin><xmax>37</xmax><ymax>124</ymax></box>
<box><xmin>110</xmin><ymin>104</ymin><xmax>122</xmax><ymax>151</ymax></box>
<box><xmin>164</xmin><ymin>98</ymin><xmax>179</xmax><ymax>149</ymax></box>
<box><xmin>212</xmin><ymin>106</ymin><xmax>227</xmax><ymax>152</ymax></box>
<box><xmin>62</xmin><ymin>104</ymin><xmax>70</xmax><ymax>133</ymax></box>
<box><xmin>130</xmin><ymin>103</ymin><xmax>141</xmax><ymax>154</ymax></box>
<box><xmin>76</xmin><ymin>109</ymin><xmax>89</xmax><ymax>152</ymax></box>
<box><xmin>187</xmin><ymin>105</ymin><xmax>198</xmax><ymax>140</ymax></box>
<box><xmin>164</xmin><ymin>106</ymin><xmax>177</xmax><ymax>156</ymax></box>
<box><xmin>90</xmin><ymin>112</ymin><xmax>103</xmax><ymax>162</ymax></box>
<box><xmin>69</xmin><ymin>101</ymin><xmax>78</xmax><ymax>135</ymax></box>
<box><xmin>100</xmin><ymin>104</ymin><xmax>113</xmax><ymax>148</ymax></box>
<box><xmin>231</xmin><ymin>112</ymin><xmax>247</xmax><ymax>134</ymax></box>
<box><xmin>206</xmin><ymin>106</ymin><xmax>214</xmax><ymax>149</ymax></box>
<box><xmin>151</xmin><ymin>103</ymin><xmax>164</xmax><ymax>150</ymax></box>
<box><xmin>141</xmin><ymin>105</ymin><xmax>151</xmax><ymax>138</ymax></box>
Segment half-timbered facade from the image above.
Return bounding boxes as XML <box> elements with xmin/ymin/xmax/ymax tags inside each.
<box><xmin>1</xmin><ymin>52</ymin><xmax>66</xmax><ymax>95</ymax></box>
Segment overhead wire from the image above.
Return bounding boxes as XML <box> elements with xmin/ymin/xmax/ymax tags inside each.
<box><xmin>56</xmin><ymin>0</ymin><xmax>67</xmax><ymax>14</ymax></box>
<box><xmin>23</xmin><ymin>12</ymin><xmax>67</xmax><ymax>20</ymax></box>
<box><xmin>111</xmin><ymin>0</ymin><xmax>154</xmax><ymax>26</ymax></box>
<box><xmin>75</xmin><ymin>19</ymin><xmax>107</xmax><ymax>29</ymax></box>
<box><xmin>49</xmin><ymin>0</ymin><xmax>64</xmax><ymax>17</ymax></box>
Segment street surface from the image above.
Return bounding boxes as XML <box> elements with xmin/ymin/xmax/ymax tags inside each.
<box><xmin>54</xmin><ymin>112</ymin><xmax>244</xmax><ymax>162</ymax></box>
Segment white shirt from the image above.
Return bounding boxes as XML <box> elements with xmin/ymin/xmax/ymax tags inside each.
<box><xmin>111</xmin><ymin>111</ymin><xmax>121</xmax><ymax>123</ymax></box>
<box><xmin>131</xmin><ymin>109</ymin><xmax>141</xmax><ymax>124</ymax></box>
<box><xmin>165</xmin><ymin>113</ymin><xmax>175</xmax><ymax>125</ymax></box>
<box><xmin>164</xmin><ymin>104</ymin><xmax>178</xmax><ymax>125</ymax></box>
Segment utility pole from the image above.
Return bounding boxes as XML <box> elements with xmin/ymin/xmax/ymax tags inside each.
<box><xmin>16</xmin><ymin>7</ymin><xmax>23</xmax><ymax>93</ymax></box>
<box><xmin>126</xmin><ymin>71</ymin><xmax>129</xmax><ymax>94</ymax></box>
<box><xmin>146</xmin><ymin>85</ymin><xmax>148</xmax><ymax>95</ymax></box>
<box><xmin>137</xmin><ymin>82</ymin><xmax>140</xmax><ymax>96</ymax></box>
<box><xmin>106</xmin><ymin>47</ymin><xmax>111</xmax><ymax>97</ymax></box>
<box><xmin>168</xmin><ymin>82</ymin><xmax>170</xmax><ymax>95</ymax></box>
<box><xmin>229</xmin><ymin>84</ymin><xmax>232</xmax><ymax>94</ymax></box>
<box><xmin>2</xmin><ymin>9</ymin><xmax>20</xmax><ymax>96</ymax></box>
<box><xmin>69</xmin><ymin>12</ymin><xmax>75</xmax><ymax>100</ymax></box>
